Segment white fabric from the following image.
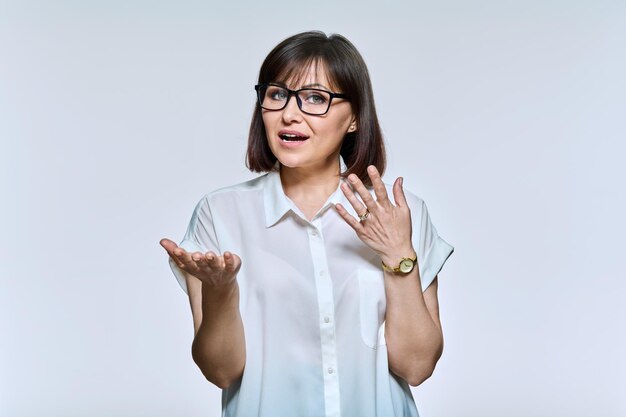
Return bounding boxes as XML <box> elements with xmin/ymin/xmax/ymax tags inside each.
<box><xmin>169</xmin><ymin>155</ymin><xmax>454</xmax><ymax>417</ymax></box>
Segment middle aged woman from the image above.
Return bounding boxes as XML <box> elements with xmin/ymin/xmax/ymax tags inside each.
<box><xmin>161</xmin><ymin>30</ymin><xmax>455</xmax><ymax>417</ymax></box>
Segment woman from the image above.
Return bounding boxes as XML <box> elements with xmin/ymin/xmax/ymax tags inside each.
<box><xmin>160</xmin><ymin>31</ymin><xmax>454</xmax><ymax>417</ymax></box>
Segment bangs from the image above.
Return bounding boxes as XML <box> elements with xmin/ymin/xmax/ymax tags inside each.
<box><xmin>260</xmin><ymin>54</ymin><xmax>342</xmax><ymax>92</ymax></box>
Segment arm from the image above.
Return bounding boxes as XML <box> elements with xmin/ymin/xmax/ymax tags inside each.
<box><xmin>383</xmin><ymin>261</ymin><xmax>444</xmax><ymax>386</ymax></box>
<box><xmin>190</xmin><ymin>276</ymin><xmax>246</xmax><ymax>389</ymax></box>
<box><xmin>162</xmin><ymin>239</ymin><xmax>246</xmax><ymax>389</ymax></box>
<box><xmin>335</xmin><ymin>167</ymin><xmax>447</xmax><ymax>387</ymax></box>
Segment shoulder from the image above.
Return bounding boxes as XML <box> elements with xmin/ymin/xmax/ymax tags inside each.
<box><xmin>194</xmin><ymin>173</ymin><xmax>270</xmax><ymax>207</ymax></box>
<box><xmin>186</xmin><ymin>174</ymin><xmax>269</xmax><ymax>219</ymax></box>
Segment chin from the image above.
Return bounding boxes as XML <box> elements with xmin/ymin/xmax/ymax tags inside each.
<box><xmin>274</xmin><ymin>155</ymin><xmax>304</xmax><ymax>168</ymax></box>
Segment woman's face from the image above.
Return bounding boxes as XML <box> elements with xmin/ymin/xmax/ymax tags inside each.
<box><xmin>262</xmin><ymin>64</ymin><xmax>356</xmax><ymax>172</ymax></box>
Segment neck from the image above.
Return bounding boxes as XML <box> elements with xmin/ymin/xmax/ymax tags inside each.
<box><xmin>279</xmin><ymin>154</ymin><xmax>342</xmax><ymax>202</ymax></box>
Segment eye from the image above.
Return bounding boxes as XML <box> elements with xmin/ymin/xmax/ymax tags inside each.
<box><xmin>267</xmin><ymin>87</ymin><xmax>288</xmax><ymax>101</ymax></box>
<box><xmin>303</xmin><ymin>92</ymin><xmax>328</xmax><ymax>105</ymax></box>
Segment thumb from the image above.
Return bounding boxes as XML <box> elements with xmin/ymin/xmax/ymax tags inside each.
<box><xmin>160</xmin><ymin>238</ymin><xmax>178</xmax><ymax>251</ymax></box>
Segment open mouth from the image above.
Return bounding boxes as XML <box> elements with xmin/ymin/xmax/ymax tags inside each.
<box><xmin>279</xmin><ymin>133</ymin><xmax>309</xmax><ymax>142</ymax></box>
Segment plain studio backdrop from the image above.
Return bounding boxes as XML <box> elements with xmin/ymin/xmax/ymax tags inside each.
<box><xmin>1</xmin><ymin>0</ymin><xmax>624</xmax><ymax>416</ymax></box>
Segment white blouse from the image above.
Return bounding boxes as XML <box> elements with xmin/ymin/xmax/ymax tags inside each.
<box><xmin>169</xmin><ymin>155</ymin><xmax>454</xmax><ymax>417</ymax></box>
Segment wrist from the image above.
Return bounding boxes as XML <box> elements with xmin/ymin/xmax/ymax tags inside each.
<box><xmin>380</xmin><ymin>246</ymin><xmax>417</xmax><ymax>268</ymax></box>
<box><xmin>201</xmin><ymin>279</ymin><xmax>238</xmax><ymax>298</ymax></box>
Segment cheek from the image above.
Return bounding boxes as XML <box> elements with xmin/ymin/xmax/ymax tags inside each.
<box><xmin>261</xmin><ymin>112</ymin><xmax>270</xmax><ymax>126</ymax></box>
<box><xmin>320</xmin><ymin>115</ymin><xmax>351</xmax><ymax>137</ymax></box>
<box><xmin>261</xmin><ymin>113</ymin><xmax>276</xmax><ymax>136</ymax></box>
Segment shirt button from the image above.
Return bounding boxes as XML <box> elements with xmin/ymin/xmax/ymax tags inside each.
<box><xmin>311</xmin><ymin>230</ymin><xmax>318</xmax><ymax>236</ymax></box>
<box><xmin>319</xmin><ymin>270</ymin><xmax>325</xmax><ymax>276</ymax></box>
<box><xmin>328</xmin><ymin>368</ymin><xmax>334</xmax><ymax>374</ymax></box>
<box><xmin>324</xmin><ymin>316</ymin><xmax>330</xmax><ymax>323</ymax></box>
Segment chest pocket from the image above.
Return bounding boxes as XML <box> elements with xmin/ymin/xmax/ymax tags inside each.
<box><xmin>357</xmin><ymin>269</ymin><xmax>387</xmax><ymax>349</ymax></box>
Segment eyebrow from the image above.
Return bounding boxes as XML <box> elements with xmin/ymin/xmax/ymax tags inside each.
<box><xmin>300</xmin><ymin>83</ymin><xmax>330</xmax><ymax>90</ymax></box>
<box><xmin>273</xmin><ymin>81</ymin><xmax>330</xmax><ymax>90</ymax></box>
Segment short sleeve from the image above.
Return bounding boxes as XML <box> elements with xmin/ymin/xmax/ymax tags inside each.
<box><xmin>168</xmin><ymin>196</ymin><xmax>220</xmax><ymax>295</ymax></box>
<box><xmin>406</xmin><ymin>191</ymin><xmax>455</xmax><ymax>292</ymax></box>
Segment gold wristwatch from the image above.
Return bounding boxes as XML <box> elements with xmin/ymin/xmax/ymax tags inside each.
<box><xmin>381</xmin><ymin>254</ymin><xmax>418</xmax><ymax>274</ymax></box>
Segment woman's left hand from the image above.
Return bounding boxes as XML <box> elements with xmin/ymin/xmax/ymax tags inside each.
<box><xmin>335</xmin><ymin>165</ymin><xmax>415</xmax><ymax>266</ymax></box>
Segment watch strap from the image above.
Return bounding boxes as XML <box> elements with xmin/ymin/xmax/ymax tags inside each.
<box><xmin>381</xmin><ymin>254</ymin><xmax>417</xmax><ymax>273</ymax></box>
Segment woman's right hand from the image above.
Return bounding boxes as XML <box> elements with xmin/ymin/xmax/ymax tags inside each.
<box><xmin>160</xmin><ymin>238</ymin><xmax>241</xmax><ymax>288</ymax></box>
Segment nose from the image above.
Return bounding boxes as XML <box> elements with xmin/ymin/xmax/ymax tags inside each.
<box><xmin>281</xmin><ymin>92</ymin><xmax>303</xmax><ymax>123</ymax></box>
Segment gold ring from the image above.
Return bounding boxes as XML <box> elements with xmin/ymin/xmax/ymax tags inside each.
<box><xmin>358</xmin><ymin>209</ymin><xmax>370</xmax><ymax>222</ymax></box>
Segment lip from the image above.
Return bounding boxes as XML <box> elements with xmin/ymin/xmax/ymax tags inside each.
<box><xmin>278</xmin><ymin>129</ymin><xmax>310</xmax><ymax>138</ymax></box>
<box><xmin>276</xmin><ymin>129</ymin><xmax>310</xmax><ymax>149</ymax></box>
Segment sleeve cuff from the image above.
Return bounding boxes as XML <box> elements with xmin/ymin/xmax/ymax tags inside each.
<box><xmin>168</xmin><ymin>239</ymin><xmax>204</xmax><ymax>295</ymax></box>
<box><xmin>419</xmin><ymin>235</ymin><xmax>454</xmax><ymax>292</ymax></box>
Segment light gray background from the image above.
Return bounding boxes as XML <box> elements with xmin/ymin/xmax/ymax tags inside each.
<box><xmin>1</xmin><ymin>0</ymin><xmax>624</xmax><ymax>416</ymax></box>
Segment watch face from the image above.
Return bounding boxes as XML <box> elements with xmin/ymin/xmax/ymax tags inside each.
<box><xmin>399</xmin><ymin>259</ymin><xmax>414</xmax><ymax>273</ymax></box>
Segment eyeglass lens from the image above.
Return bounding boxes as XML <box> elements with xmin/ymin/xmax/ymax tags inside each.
<box><xmin>258</xmin><ymin>85</ymin><xmax>331</xmax><ymax>115</ymax></box>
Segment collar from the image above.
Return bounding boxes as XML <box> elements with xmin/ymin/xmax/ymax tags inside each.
<box><xmin>263</xmin><ymin>155</ymin><xmax>354</xmax><ymax>227</ymax></box>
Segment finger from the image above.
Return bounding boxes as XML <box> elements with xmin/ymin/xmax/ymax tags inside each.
<box><xmin>224</xmin><ymin>252</ymin><xmax>234</xmax><ymax>271</ymax></box>
<box><xmin>191</xmin><ymin>251</ymin><xmax>209</xmax><ymax>267</ymax></box>
<box><xmin>206</xmin><ymin>252</ymin><xmax>222</xmax><ymax>270</ymax></box>
<box><xmin>176</xmin><ymin>249</ymin><xmax>200</xmax><ymax>272</ymax></box>
<box><xmin>170</xmin><ymin>254</ymin><xmax>186</xmax><ymax>269</ymax></box>
<box><xmin>393</xmin><ymin>177</ymin><xmax>408</xmax><ymax>209</ymax></box>
<box><xmin>367</xmin><ymin>165</ymin><xmax>391</xmax><ymax>207</ymax></box>
<box><xmin>335</xmin><ymin>203</ymin><xmax>366</xmax><ymax>233</ymax></box>
<box><xmin>224</xmin><ymin>251</ymin><xmax>237</xmax><ymax>273</ymax></box>
<box><xmin>160</xmin><ymin>238</ymin><xmax>183</xmax><ymax>263</ymax></box>
<box><xmin>168</xmin><ymin>245</ymin><xmax>188</xmax><ymax>267</ymax></box>
<box><xmin>173</xmin><ymin>246</ymin><xmax>186</xmax><ymax>258</ymax></box>
<box><xmin>340</xmin><ymin>182</ymin><xmax>368</xmax><ymax>216</ymax></box>
<box><xmin>199</xmin><ymin>251</ymin><xmax>215</xmax><ymax>269</ymax></box>
<box><xmin>347</xmin><ymin>174</ymin><xmax>378</xmax><ymax>212</ymax></box>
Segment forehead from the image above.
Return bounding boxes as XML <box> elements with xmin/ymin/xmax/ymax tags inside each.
<box><xmin>275</xmin><ymin>59</ymin><xmax>339</xmax><ymax>90</ymax></box>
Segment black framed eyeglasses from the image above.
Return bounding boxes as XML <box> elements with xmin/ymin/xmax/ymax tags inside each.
<box><xmin>254</xmin><ymin>83</ymin><xmax>349</xmax><ymax>116</ymax></box>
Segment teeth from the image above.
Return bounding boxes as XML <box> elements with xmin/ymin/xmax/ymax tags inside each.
<box><xmin>280</xmin><ymin>133</ymin><xmax>307</xmax><ymax>141</ymax></box>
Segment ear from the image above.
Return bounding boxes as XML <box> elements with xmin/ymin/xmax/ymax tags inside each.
<box><xmin>347</xmin><ymin>116</ymin><xmax>357</xmax><ymax>133</ymax></box>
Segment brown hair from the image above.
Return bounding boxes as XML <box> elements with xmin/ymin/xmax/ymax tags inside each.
<box><xmin>245</xmin><ymin>31</ymin><xmax>385</xmax><ymax>187</ymax></box>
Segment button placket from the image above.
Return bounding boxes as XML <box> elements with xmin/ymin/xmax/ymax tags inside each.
<box><xmin>308</xmin><ymin>217</ymin><xmax>340</xmax><ymax>417</ymax></box>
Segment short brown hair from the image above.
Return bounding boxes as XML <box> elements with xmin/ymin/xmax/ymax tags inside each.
<box><xmin>245</xmin><ymin>31</ymin><xmax>385</xmax><ymax>187</ymax></box>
